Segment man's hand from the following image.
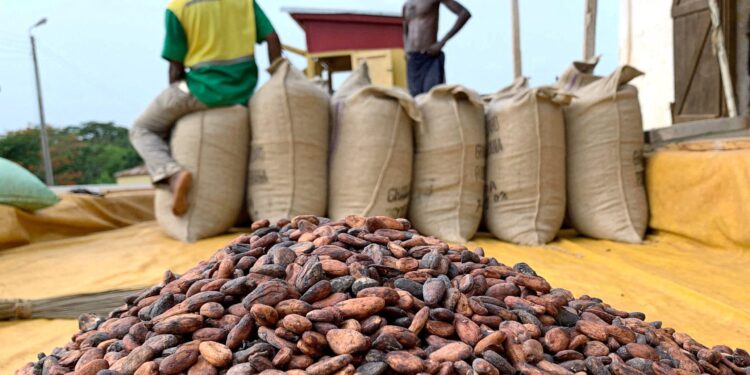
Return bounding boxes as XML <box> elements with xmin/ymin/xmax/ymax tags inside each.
<box><xmin>264</xmin><ymin>32</ymin><xmax>282</xmax><ymax>65</ymax></box>
<box><xmin>425</xmin><ymin>41</ymin><xmax>445</xmax><ymax>56</ymax></box>
<box><xmin>168</xmin><ymin>61</ymin><xmax>185</xmax><ymax>84</ymax></box>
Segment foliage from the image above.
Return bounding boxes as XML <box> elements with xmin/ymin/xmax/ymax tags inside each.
<box><xmin>0</xmin><ymin>122</ymin><xmax>142</xmax><ymax>185</ymax></box>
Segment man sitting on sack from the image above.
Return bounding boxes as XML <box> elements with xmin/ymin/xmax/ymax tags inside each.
<box><xmin>403</xmin><ymin>0</ymin><xmax>471</xmax><ymax>96</ymax></box>
<box><xmin>130</xmin><ymin>0</ymin><xmax>281</xmax><ymax>216</ymax></box>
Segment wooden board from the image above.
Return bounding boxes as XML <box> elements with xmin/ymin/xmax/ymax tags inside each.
<box><xmin>646</xmin><ymin>115</ymin><xmax>749</xmax><ymax>144</ymax></box>
<box><xmin>671</xmin><ymin>0</ymin><xmax>736</xmax><ymax>123</ymax></box>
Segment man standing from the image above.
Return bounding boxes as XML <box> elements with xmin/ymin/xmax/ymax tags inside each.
<box><xmin>130</xmin><ymin>0</ymin><xmax>281</xmax><ymax>216</ymax></box>
<box><xmin>403</xmin><ymin>0</ymin><xmax>471</xmax><ymax>97</ymax></box>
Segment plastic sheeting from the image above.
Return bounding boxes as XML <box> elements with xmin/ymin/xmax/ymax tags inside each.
<box><xmin>0</xmin><ymin>226</ymin><xmax>748</xmax><ymax>373</ymax></box>
<box><xmin>648</xmin><ymin>138</ymin><xmax>750</xmax><ymax>249</ymax></box>
<box><xmin>474</xmin><ymin>231</ymin><xmax>750</xmax><ymax>350</ymax></box>
<box><xmin>0</xmin><ymin>223</ymin><xmax>236</xmax><ymax>300</ymax></box>
<box><xmin>0</xmin><ymin>319</ymin><xmax>77</xmax><ymax>373</ymax></box>
<box><xmin>2</xmin><ymin>139</ymin><xmax>750</xmax><ymax>372</ymax></box>
<box><xmin>0</xmin><ymin>190</ymin><xmax>154</xmax><ymax>250</ymax></box>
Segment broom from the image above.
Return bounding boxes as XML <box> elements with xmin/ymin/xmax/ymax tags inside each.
<box><xmin>0</xmin><ymin>288</ymin><xmax>143</xmax><ymax>320</ymax></box>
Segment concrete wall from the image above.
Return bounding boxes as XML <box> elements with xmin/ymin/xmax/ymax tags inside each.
<box><xmin>619</xmin><ymin>0</ymin><xmax>674</xmax><ymax>130</ymax></box>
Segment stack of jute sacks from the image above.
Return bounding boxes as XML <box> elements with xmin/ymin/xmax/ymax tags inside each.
<box><xmin>156</xmin><ymin>57</ymin><xmax>648</xmax><ymax>246</ymax></box>
<box><xmin>484</xmin><ymin>57</ymin><xmax>648</xmax><ymax>245</ymax></box>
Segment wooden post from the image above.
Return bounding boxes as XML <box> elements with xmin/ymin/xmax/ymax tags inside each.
<box><xmin>583</xmin><ymin>0</ymin><xmax>597</xmax><ymax>60</ymax></box>
<box><xmin>708</xmin><ymin>0</ymin><xmax>737</xmax><ymax>117</ymax></box>
<box><xmin>511</xmin><ymin>0</ymin><xmax>522</xmax><ymax>78</ymax></box>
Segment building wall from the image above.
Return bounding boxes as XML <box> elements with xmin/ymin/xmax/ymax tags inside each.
<box><xmin>620</xmin><ymin>0</ymin><xmax>749</xmax><ymax>130</ymax></box>
<box><xmin>619</xmin><ymin>0</ymin><xmax>674</xmax><ymax>130</ymax></box>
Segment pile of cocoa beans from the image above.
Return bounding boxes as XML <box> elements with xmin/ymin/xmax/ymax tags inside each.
<box><xmin>17</xmin><ymin>215</ymin><xmax>750</xmax><ymax>375</ymax></box>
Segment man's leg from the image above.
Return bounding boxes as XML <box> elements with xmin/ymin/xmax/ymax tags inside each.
<box><xmin>407</xmin><ymin>53</ymin><xmax>426</xmax><ymax>97</ymax></box>
<box><xmin>129</xmin><ymin>82</ymin><xmax>206</xmax><ymax>215</ymax></box>
<box><xmin>422</xmin><ymin>52</ymin><xmax>447</xmax><ymax>94</ymax></box>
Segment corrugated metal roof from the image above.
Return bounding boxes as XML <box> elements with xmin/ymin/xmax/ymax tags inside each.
<box><xmin>281</xmin><ymin>7</ymin><xmax>401</xmax><ymax>18</ymax></box>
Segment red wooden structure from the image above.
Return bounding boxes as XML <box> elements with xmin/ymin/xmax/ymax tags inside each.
<box><xmin>285</xmin><ymin>8</ymin><xmax>404</xmax><ymax>53</ymax></box>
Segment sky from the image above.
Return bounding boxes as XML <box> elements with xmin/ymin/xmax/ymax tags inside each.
<box><xmin>0</xmin><ymin>0</ymin><xmax>619</xmax><ymax>134</ymax></box>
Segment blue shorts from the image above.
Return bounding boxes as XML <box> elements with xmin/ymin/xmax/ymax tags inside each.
<box><xmin>407</xmin><ymin>52</ymin><xmax>446</xmax><ymax>97</ymax></box>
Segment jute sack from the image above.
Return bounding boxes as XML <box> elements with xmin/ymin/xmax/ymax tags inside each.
<box><xmin>565</xmin><ymin>66</ymin><xmax>648</xmax><ymax>243</ymax></box>
<box><xmin>248</xmin><ymin>58</ymin><xmax>330</xmax><ymax>222</ymax></box>
<box><xmin>410</xmin><ymin>84</ymin><xmax>486</xmax><ymax>243</ymax></box>
<box><xmin>556</xmin><ymin>55</ymin><xmax>601</xmax><ymax>92</ymax></box>
<box><xmin>553</xmin><ymin>58</ymin><xmax>601</xmax><ymax>231</ymax></box>
<box><xmin>329</xmin><ymin>86</ymin><xmax>421</xmax><ymax>219</ymax></box>
<box><xmin>480</xmin><ymin>78</ymin><xmax>528</xmax><ymax>230</ymax></box>
<box><xmin>156</xmin><ymin>106</ymin><xmax>249</xmax><ymax>242</ymax></box>
<box><xmin>331</xmin><ymin>62</ymin><xmax>370</xmax><ymax>116</ymax></box>
<box><xmin>485</xmin><ymin>87</ymin><xmax>572</xmax><ymax>245</ymax></box>
<box><xmin>330</xmin><ymin>62</ymin><xmax>371</xmax><ymax>159</ymax></box>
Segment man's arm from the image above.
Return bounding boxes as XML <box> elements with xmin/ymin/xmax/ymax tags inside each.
<box><xmin>264</xmin><ymin>32</ymin><xmax>282</xmax><ymax>64</ymax></box>
<box><xmin>427</xmin><ymin>0</ymin><xmax>471</xmax><ymax>55</ymax></box>
<box><xmin>168</xmin><ymin>61</ymin><xmax>185</xmax><ymax>84</ymax></box>
<box><xmin>162</xmin><ymin>8</ymin><xmax>188</xmax><ymax>84</ymax></box>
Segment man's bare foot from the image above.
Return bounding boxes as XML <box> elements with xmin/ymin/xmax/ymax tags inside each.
<box><xmin>168</xmin><ymin>170</ymin><xmax>192</xmax><ymax>216</ymax></box>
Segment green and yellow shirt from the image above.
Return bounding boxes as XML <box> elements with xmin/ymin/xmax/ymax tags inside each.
<box><xmin>162</xmin><ymin>0</ymin><xmax>275</xmax><ymax>107</ymax></box>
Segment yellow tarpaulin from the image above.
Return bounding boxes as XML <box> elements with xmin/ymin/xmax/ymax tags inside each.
<box><xmin>0</xmin><ymin>190</ymin><xmax>154</xmax><ymax>250</ymax></box>
<box><xmin>1</xmin><ymin>319</ymin><xmax>78</xmax><ymax>373</ymax></box>
<box><xmin>3</xmin><ymin>139</ymin><xmax>750</xmax><ymax>373</ymax></box>
<box><xmin>0</xmin><ymin>222</ymin><xmax>235</xmax><ymax>300</ymax></box>
<box><xmin>647</xmin><ymin>138</ymin><xmax>750</xmax><ymax>250</ymax></box>
<box><xmin>1</xmin><ymin>225</ymin><xmax>748</xmax><ymax>373</ymax></box>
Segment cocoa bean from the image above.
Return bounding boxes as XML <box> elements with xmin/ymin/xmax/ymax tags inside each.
<box><xmin>335</xmin><ymin>297</ymin><xmax>386</xmax><ymax>319</ymax></box>
<box><xmin>198</xmin><ymin>341</ymin><xmax>232</xmax><ymax>367</ymax></box>
<box><xmin>301</xmin><ymin>280</ymin><xmax>334</xmax><ymax>303</ymax></box>
<box><xmin>243</xmin><ymin>280</ymin><xmax>289</xmax><ymax>309</ymax></box>
<box><xmin>385</xmin><ymin>351</ymin><xmax>423</xmax><ymax>374</ymax></box>
<box><xmin>429</xmin><ymin>342</ymin><xmax>472</xmax><ymax>362</ymax></box>
<box><xmin>454</xmin><ymin>313</ymin><xmax>481</xmax><ymax>346</ymax></box>
<box><xmin>327</xmin><ymin>329</ymin><xmax>370</xmax><ymax>354</ymax></box>
<box><xmin>473</xmin><ymin>358</ymin><xmax>500</xmax><ymax>375</ymax></box>
<box><xmin>153</xmin><ymin>314</ymin><xmax>203</xmax><ymax>335</ymax></box>
<box><xmin>250</xmin><ymin>304</ymin><xmax>279</xmax><ymax>327</ymax></box>
<box><xmin>307</xmin><ymin>354</ymin><xmax>353</xmax><ymax>375</ymax></box>
<box><xmin>187</xmin><ymin>357</ymin><xmax>218</xmax><ymax>375</ymax></box>
<box><xmin>18</xmin><ymin>215</ymin><xmax>748</xmax><ymax>375</ymax></box>
<box><xmin>159</xmin><ymin>341</ymin><xmax>200</xmax><ymax>374</ymax></box>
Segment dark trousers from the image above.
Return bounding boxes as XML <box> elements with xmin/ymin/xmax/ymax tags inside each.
<box><xmin>407</xmin><ymin>52</ymin><xmax>446</xmax><ymax>97</ymax></box>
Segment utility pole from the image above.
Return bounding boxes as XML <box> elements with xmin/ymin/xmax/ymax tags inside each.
<box><xmin>511</xmin><ymin>0</ymin><xmax>522</xmax><ymax>79</ymax></box>
<box><xmin>583</xmin><ymin>0</ymin><xmax>597</xmax><ymax>60</ymax></box>
<box><xmin>29</xmin><ymin>18</ymin><xmax>54</xmax><ymax>186</ymax></box>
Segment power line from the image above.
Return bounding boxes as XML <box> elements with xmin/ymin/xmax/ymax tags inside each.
<box><xmin>0</xmin><ymin>48</ymin><xmax>28</xmax><ymax>56</ymax></box>
<box><xmin>35</xmin><ymin>42</ymin><xmax>142</xmax><ymax>107</ymax></box>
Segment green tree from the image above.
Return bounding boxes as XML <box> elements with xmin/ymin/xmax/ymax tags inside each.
<box><xmin>0</xmin><ymin>122</ymin><xmax>142</xmax><ymax>185</ymax></box>
<box><xmin>0</xmin><ymin>128</ymin><xmax>44</xmax><ymax>176</ymax></box>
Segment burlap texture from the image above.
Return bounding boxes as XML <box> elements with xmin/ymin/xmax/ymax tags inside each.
<box><xmin>156</xmin><ymin>106</ymin><xmax>249</xmax><ymax>242</ymax></box>
<box><xmin>565</xmin><ymin>66</ymin><xmax>648</xmax><ymax>243</ymax></box>
<box><xmin>485</xmin><ymin>87</ymin><xmax>572</xmax><ymax>245</ymax></box>
<box><xmin>329</xmin><ymin>86</ymin><xmax>420</xmax><ymax>219</ymax></box>
<box><xmin>248</xmin><ymin>58</ymin><xmax>330</xmax><ymax>222</ymax></box>
<box><xmin>411</xmin><ymin>84</ymin><xmax>486</xmax><ymax>242</ymax></box>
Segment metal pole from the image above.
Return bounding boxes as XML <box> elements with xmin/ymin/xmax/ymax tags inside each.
<box><xmin>583</xmin><ymin>0</ymin><xmax>598</xmax><ymax>60</ymax></box>
<box><xmin>511</xmin><ymin>0</ymin><xmax>522</xmax><ymax>78</ymax></box>
<box><xmin>29</xmin><ymin>22</ymin><xmax>54</xmax><ymax>185</ymax></box>
<box><xmin>708</xmin><ymin>0</ymin><xmax>737</xmax><ymax>117</ymax></box>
